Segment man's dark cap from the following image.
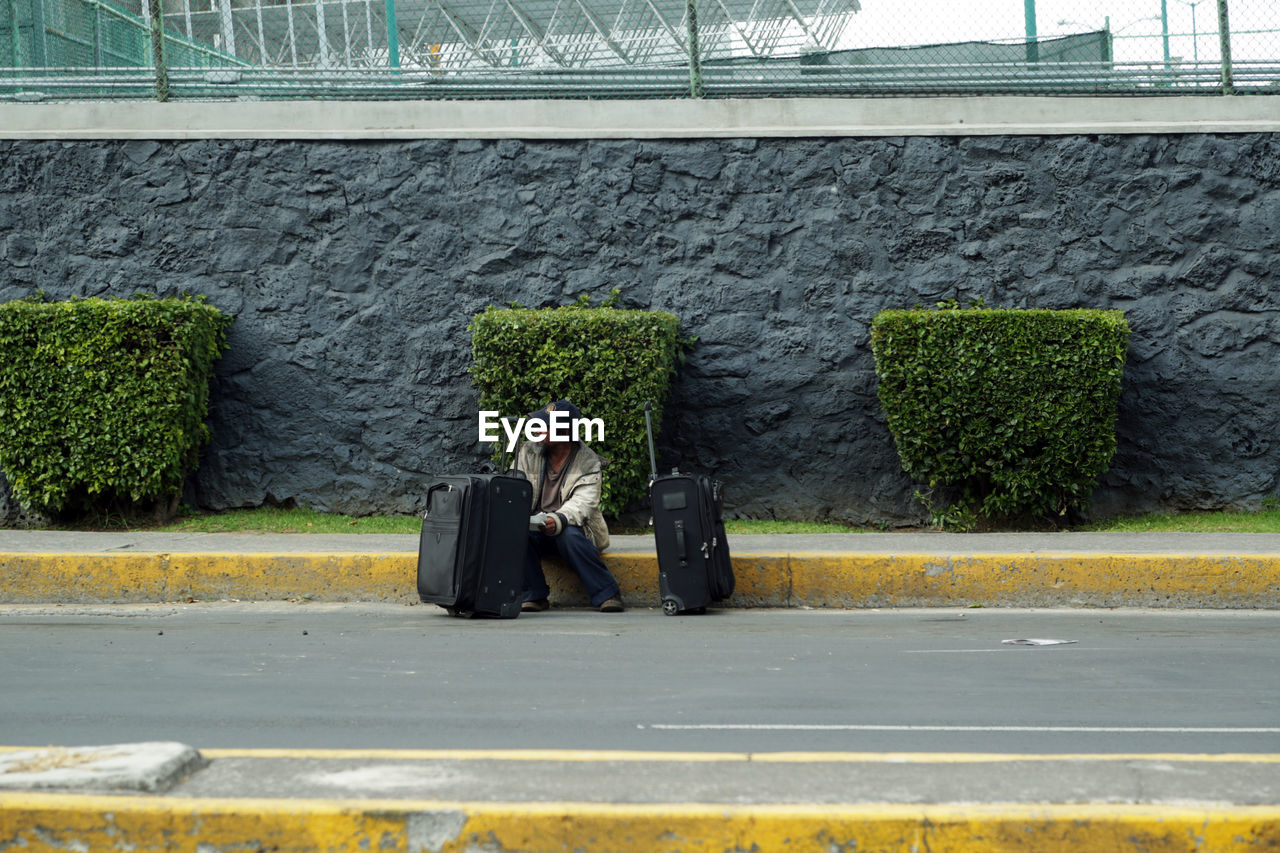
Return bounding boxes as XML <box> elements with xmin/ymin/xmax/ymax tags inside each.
<box><xmin>526</xmin><ymin>399</ymin><xmax>583</xmax><ymax>426</ymax></box>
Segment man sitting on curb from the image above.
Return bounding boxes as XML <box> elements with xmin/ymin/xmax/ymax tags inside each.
<box><xmin>516</xmin><ymin>400</ymin><xmax>624</xmax><ymax>613</ymax></box>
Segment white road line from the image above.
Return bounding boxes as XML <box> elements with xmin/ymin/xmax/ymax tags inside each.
<box><xmin>901</xmin><ymin>648</ymin><xmax>1130</xmax><ymax>653</ymax></box>
<box><xmin>901</xmin><ymin>649</ymin><xmax>1010</xmax><ymax>654</ymax></box>
<box><xmin>646</xmin><ymin>724</ymin><xmax>1280</xmax><ymax>733</ymax></box>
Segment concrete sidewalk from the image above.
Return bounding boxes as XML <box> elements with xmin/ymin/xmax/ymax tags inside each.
<box><xmin>1</xmin><ymin>530</ymin><xmax>1279</xmax><ymax>608</ymax></box>
<box><xmin>2</xmin><ymin>744</ymin><xmax>1279</xmax><ymax>851</ymax></box>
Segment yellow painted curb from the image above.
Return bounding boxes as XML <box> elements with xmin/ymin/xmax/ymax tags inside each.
<box><xmin>2</xmin><ymin>793</ymin><xmax>1279</xmax><ymax>852</ymax></box>
<box><xmin>193</xmin><ymin>748</ymin><xmax>1280</xmax><ymax>764</ymax></box>
<box><xmin>1</xmin><ymin>550</ymin><xmax>1278</xmax><ymax>607</ymax></box>
<box><xmin>0</xmin><ymin>551</ymin><xmax>415</xmax><ymax>603</ymax></box>
<box><xmin>781</xmin><ymin>552</ymin><xmax>1280</xmax><ymax>608</ymax></box>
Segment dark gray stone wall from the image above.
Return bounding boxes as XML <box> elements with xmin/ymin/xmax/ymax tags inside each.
<box><xmin>2</xmin><ymin>134</ymin><xmax>1278</xmax><ymax>523</ymax></box>
<box><xmin>0</xmin><ymin>471</ymin><xmax>50</xmax><ymax>528</ymax></box>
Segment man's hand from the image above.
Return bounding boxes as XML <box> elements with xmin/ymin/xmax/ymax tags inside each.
<box><xmin>529</xmin><ymin>512</ymin><xmax>559</xmax><ymax>535</ymax></box>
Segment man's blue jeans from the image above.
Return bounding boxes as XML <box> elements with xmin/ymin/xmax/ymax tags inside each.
<box><xmin>524</xmin><ymin>526</ymin><xmax>620</xmax><ymax>607</ymax></box>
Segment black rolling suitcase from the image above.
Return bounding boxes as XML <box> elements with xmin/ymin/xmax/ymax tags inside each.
<box><xmin>644</xmin><ymin>403</ymin><xmax>734</xmax><ymax>615</ymax></box>
<box><xmin>416</xmin><ymin>469</ymin><xmax>532</xmax><ymax>618</ymax></box>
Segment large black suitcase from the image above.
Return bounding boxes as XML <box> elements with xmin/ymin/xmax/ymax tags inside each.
<box><xmin>416</xmin><ymin>472</ymin><xmax>532</xmax><ymax>618</ymax></box>
<box><xmin>644</xmin><ymin>403</ymin><xmax>735</xmax><ymax>615</ymax></box>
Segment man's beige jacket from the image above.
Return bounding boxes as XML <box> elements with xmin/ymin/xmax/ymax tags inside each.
<box><xmin>515</xmin><ymin>441</ymin><xmax>611</xmax><ymax>553</ymax></box>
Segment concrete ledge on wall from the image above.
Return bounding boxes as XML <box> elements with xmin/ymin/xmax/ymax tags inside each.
<box><xmin>2</xmin><ymin>95</ymin><xmax>1280</xmax><ymax>140</ymax></box>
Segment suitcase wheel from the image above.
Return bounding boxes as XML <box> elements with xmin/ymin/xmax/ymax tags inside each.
<box><xmin>662</xmin><ymin>599</ymin><xmax>680</xmax><ymax>616</ymax></box>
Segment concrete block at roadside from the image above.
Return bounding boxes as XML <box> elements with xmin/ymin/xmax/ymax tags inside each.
<box><xmin>0</xmin><ymin>743</ymin><xmax>204</xmax><ymax>793</ymax></box>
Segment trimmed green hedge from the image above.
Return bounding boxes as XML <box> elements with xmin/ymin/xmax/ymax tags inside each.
<box><xmin>0</xmin><ymin>294</ymin><xmax>232</xmax><ymax>518</ymax></box>
<box><xmin>871</xmin><ymin>307</ymin><xmax>1129</xmax><ymax>527</ymax></box>
<box><xmin>469</xmin><ymin>297</ymin><xmax>684</xmax><ymax>517</ymax></box>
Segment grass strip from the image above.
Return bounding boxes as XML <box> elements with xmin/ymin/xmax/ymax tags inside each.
<box><xmin>127</xmin><ymin>508</ymin><xmax>861</xmax><ymax>536</ymax></box>
<box><xmin>1080</xmin><ymin>507</ymin><xmax>1280</xmax><ymax>533</ymax></box>
<box><xmin>49</xmin><ymin>505</ymin><xmax>1280</xmax><ymax>535</ymax></box>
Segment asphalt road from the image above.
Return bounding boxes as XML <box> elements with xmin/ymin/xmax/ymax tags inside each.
<box><xmin>2</xmin><ymin>604</ymin><xmax>1278</xmax><ymax>754</ymax></box>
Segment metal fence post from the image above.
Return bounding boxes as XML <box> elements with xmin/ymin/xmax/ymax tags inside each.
<box><xmin>686</xmin><ymin>0</ymin><xmax>703</xmax><ymax>97</ymax></box>
<box><xmin>217</xmin><ymin>0</ymin><xmax>236</xmax><ymax>56</ymax></box>
<box><xmin>7</xmin><ymin>0</ymin><xmax>19</xmax><ymax>68</ymax></box>
<box><xmin>315</xmin><ymin>0</ymin><xmax>329</xmax><ymax>66</ymax></box>
<box><xmin>1216</xmin><ymin>0</ymin><xmax>1233</xmax><ymax>93</ymax></box>
<box><xmin>148</xmin><ymin>0</ymin><xmax>168</xmax><ymax>100</ymax></box>
<box><xmin>29</xmin><ymin>0</ymin><xmax>49</xmax><ymax>66</ymax></box>
<box><xmin>92</xmin><ymin>0</ymin><xmax>103</xmax><ymax>66</ymax></box>
<box><xmin>1160</xmin><ymin>0</ymin><xmax>1171</xmax><ymax>69</ymax></box>
<box><xmin>1023</xmin><ymin>0</ymin><xmax>1038</xmax><ymax>64</ymax></box>
<box><xmin>384</xmin><ymin>0</ymin><xmax>399</xmax><ymax>68</ymax></box>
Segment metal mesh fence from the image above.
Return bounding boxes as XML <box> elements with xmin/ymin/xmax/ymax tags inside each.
<box><xmin>2</xmin><ymin>0</ymin><xmax>1277</xmax><ymax>100</ymax></box>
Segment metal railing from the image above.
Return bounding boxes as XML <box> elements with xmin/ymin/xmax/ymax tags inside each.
<box><xmin>2</xmin><ymin>0</ymin><xmax>1276</xmax><ymax>100</ymax></box>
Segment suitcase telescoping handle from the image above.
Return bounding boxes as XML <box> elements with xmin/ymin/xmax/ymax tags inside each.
<box><xmin>497</xmin><ymin>426</ymin><xmax>514</xmax><ymax>474</ymax></box>
<box><xmin>643</xmin><ymin>401</ymin><xmax>658</xmax><ymax>484</ymax></box>
<box><xmin>492</xmin><ymin>414</ymin><xmax>518</xmax><ymax>475</ymax></box>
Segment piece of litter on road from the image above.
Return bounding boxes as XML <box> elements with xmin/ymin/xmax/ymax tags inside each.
<box><xmin>1002</xmin><ymin>638</ymin><xmax>1078</xmax><ymax>646</ymax></box>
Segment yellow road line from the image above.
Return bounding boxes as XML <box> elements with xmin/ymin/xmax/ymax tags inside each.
<box><xmin>2</xmin><ymin>792</ymin><xmax>1278</xmax><ymax>852</ymax></box>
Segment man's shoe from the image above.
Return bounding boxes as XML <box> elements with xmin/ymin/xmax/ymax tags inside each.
<box><xmin>598</xmin><ymin>595</ymin><xmax>625</xmax><ymax>613</ymax></box>
<box><xmin>521</xmin><ymin>598</ymin><xmax>550</xmax><ymax>613</ymax></box>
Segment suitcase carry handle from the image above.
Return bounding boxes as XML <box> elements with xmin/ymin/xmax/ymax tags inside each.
<box><xmin>675</xmin><ymin>519</ymin><xmax>687</xmax><ymax>566</ymax></box>
<box><xmin>643</xmin><ymin>401</ymin><xmax>659</xmax><ymax>484</ymax></box>
<box><xmin>423</xmin><ymin>482</ymin><xmax>452</xmax><ymax>516</ymax></box>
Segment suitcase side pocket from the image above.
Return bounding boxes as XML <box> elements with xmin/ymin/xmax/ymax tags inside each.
<box><xmin>701</xmin><ymin>476</ymin><xmax>735</xmax><ymax>601</ymax></box>
<box><xmin>417</xmin><ymin>484</ymin><xmax>465</xmax><ymax>605</ymax></box>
